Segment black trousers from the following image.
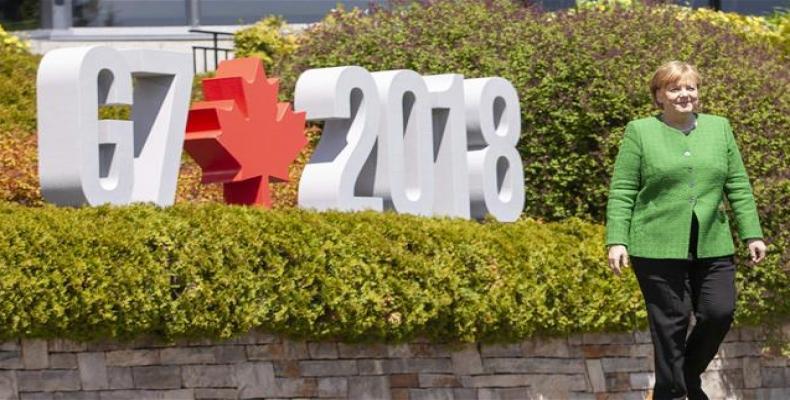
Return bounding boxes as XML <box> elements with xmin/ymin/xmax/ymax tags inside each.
<box><xmin>631</xmin><ymin>213</ymin><xmax>736</xmax><ymax>400</ymax></box>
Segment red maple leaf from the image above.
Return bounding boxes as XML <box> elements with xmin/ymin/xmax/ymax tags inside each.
<box><xmin>184</xmin><ymin>58</ymin><xmax>307</xmax><ymax>207</ymax></box>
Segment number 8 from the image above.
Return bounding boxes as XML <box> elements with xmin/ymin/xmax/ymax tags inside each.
<box><xmin>464</xmin><ymin>78</ymin><xmax>525</xmax><ymax>222</ymax></box>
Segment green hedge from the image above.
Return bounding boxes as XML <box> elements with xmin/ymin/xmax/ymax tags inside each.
<box><xmin>0</xmin><ymin>46</ymin><xmax>38</xmax><ymax>135</ymax></box>
<box><xmin>1</xmin><ymin>202</ymin><xmax>787</xmax><ymax>343</ymax></box>
<box><xmin>0</xmin><ymin>3</ymin><xmax>787</xmax><ymax>344</ymax></box>
<box><xmin>275</xmin><ymin>1</ymin><xmax>789</xmax><ymax>265</ymax></box>
<box><xmin>234</xmin><ymin>16</ymin><xmax>299</xmax><ymax>73</ymax></box>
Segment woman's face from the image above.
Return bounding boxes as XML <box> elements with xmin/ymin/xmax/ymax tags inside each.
<box><xmin>657</xmin><ymin>78</ymin><xmax>699</xmax><ymax>114</ymax></box>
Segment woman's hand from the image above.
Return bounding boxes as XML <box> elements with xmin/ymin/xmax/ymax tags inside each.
<box><xmin>747</xmin><ymin>239</ymin><xmax>767</xmax><ymax>264</ymax></box>
<box><xmin>607</xmin><ymin>245</ymin><xmax>629</xmax><ymax>275</ymax></box>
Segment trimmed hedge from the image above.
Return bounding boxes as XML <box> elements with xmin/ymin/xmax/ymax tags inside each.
<box><xmin>0</xmin><ymin>40</ymin><xmax>38</xmax><ymax>135</ymax></box>
<box><xmin>278</xmin><ymin>0</ymin><xmax>788</xmax><ymax>224</ymax></box>
<box><xmin>1</xmin><ymin>202</ymin><xmax>787</xmax><ymax>343</ymax></box>
<box><xmin>0</xmin><ymin>3</ymin><xmax>787</xmax><ymax>344</ymax></box>
<box><xmin>574</xmin><ymin>1</ymin><xmax>789</xmax><ymax>55</ymax></box>
<box><xmin>272</xmin><ymin>0</ymin><xmax>789</xmax><ymax>312</ymax></box>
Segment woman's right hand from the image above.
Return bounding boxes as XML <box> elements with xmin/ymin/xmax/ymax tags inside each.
<box><xmin>608</xmin><ymin>245</ymin><xmax>630</xmax><ymax>276</ymax></box>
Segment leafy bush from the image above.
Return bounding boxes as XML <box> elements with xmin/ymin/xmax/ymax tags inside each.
<box><xmin>0</xmin><ymin>2</ymin><xmax>787</xmax><ymax>344</ymax></box>
<box><xmin>0</xmin><ymin>92</ymin><xmax>315</xmax><ymax>208</ymax></box>
<box><xmin>0</xmin><ymin>133</ymin><xmax>39</xmax><ymax>205</ymax></box>
<box><xmin>574</xmin><ymin>0</ymin><xmax>789</xmax><ymax>53</ymax></box>
<box><xmin>0</xmin><ymin>24</ymin><xmax>28</xmax><ymax>52</ymax></box>
<box><xmin>575</xmin><ymin>0</ymin><xmax>639</xmax><ymax>11</ymax></box>
<box><xmin>0</xmin><ymin>28</ymin><xmax>37</xmax><ymax>135</ymax></box>
<box><xmin>275</xmin><ymin>0</ymin><xmax>789</xmax><ymax>296</ymax></box>
<box><xmin>0</xmin><ymin>201</ymin><xmax>786</xmax><ymax>343</ymax></box>
<box><xmin>234</xmin><ymin>16</ymin><xmax>300</xmax><ymax>73</ymax></box>
<box><xmin>675</xmin><ymin>6</ymin><xmax>789</xmax><ymax>54</ymax></box>
<box><xmin>0</xmin><ymin>132</ymin><xmax>303</xmax><ymax>208</ymax></box>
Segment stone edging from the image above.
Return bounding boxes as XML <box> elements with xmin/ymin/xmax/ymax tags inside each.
<box><xmin>0</xmin><ymin>327</ymin><xmax>788</xmax><ymax>399</ymax></box>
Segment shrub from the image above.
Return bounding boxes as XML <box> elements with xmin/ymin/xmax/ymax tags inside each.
<box><xmin>276</xmin><ymin>0</ymin><xmax>789</xmax><ymax>296</ymax></box>
<box><xmin>0</xmin><ymin>95</ymin><xmax>315</xmax><ymax>209</ymax></box>
<box><xmin>0</xmin><ymin>28</ymin><xmax>37</xmax><ymax>135</ymax></box>
<box><xmin>573</xmin><ymin>0</ymin><xmax>789</xmax><ymax>53</ymax></box>
<box><xmin>0</xmin><ymin>201</ymin><xmax>786</xmax><ymax>343</ymax></box>
<box><xmin>0</xmin><ymin>133</ymin><xmax>40</xmax><ymax>206</ymax></box>
<box><xmin>0</xmin><ymin>24</ymin><xmax>29</xmax><ymax>52</ymax></box>
<box><xmin>233</xmin><ymin>16</ymin><xmax>300</xmax><ymax>73</ymax></box>
<box><xmin>675</xmin><ymin>6</ymin><xmax>789</xmax><ymax>54</ymax></box>
<box><xmin>575</xmin><ymin>0</ymin><xmax>639</xmax><ymax>11</ymax></box>
<box><xmin>0</xmin><ymin>2</ymin><xmax>787</xmax><ymax>344</ymax></box>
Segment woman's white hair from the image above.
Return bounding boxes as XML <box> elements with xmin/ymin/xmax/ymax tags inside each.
<box><xmin>650</xmin><ymin>61</ymin><xmax>701</xmax><ymax>108</ymax></box>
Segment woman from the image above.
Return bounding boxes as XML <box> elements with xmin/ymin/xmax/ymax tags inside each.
<box><xmin>605</xmin><ymin>61</ymin><xmax>767</xmax><ymax>400</ymax></box>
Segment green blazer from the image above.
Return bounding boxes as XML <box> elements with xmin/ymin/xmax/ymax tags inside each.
<box><xmin>606</xmin><ymin>113</ymin><xmax>763</xmax><ymax>259</ymax></box>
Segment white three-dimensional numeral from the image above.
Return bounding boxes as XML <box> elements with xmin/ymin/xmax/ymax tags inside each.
<box><xmin>294</xmin><ymin>66</ymin><xmax>383</xmax><ymax>212</ymax></box>
<box><xmin>465</xmin><ymin>78</ymin><xmax>525</xmax><ymax>222</ymax></box>
<box><xmin>372</xmin><ymin>70</ymin><xmax>434</xmax><ymax>216</ymax></box>
<box><xmin>295</xmin><ymin>67</ymin><xmax>525</xmax><ymax>222</ymax></box>
<box><xmin>37</xmin><ymin>46</ymin><xmax>193</xmax><ymax>206</ymax></box>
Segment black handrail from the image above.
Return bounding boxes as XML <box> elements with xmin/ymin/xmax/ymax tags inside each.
<box><xmin>189</xmin><ymin>28</ymin><xmax>235</xmax><ymax>73</ymax></box>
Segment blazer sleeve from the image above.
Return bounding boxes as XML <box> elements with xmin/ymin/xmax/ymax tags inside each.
<box><xmin>606</xmin><ymin>122</ymin><xmax>641</xmax><ymax>248</ymax></box>
<box><xmin>722</xmin><ymin>119</ymin><xmax>763</xmax><ymax>241</ymax></box>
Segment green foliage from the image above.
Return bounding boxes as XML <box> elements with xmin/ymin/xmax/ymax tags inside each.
<box><xmin>234</xmin><ymin>16</ymin><xmax>299</xmax><ymax>73</ymax></box>
<box><xmin>0</xmin><ymin>24</ymin><xmax>29</xmax><ymax>51</ymax></box>
<box><xmin>0</xmin><ymin>28</ymin><xmax>37</xmax><ymax>135</ymax></box>
<box><xmin>279</xmin><ymin>1</ymin><xmax>787</xmax><ymax>220</ymax></box>
<box><xmin>0</xmin><ymin>202</ymin><xmax>786</xmax><ymax>343</ymax></box>
<box><xmin>275</xmin><ymin>0</ymin><xmax>789</xmax><ymax>321</ymax></box>
<box><xmin>575</xmin><ymin>0</ymin><xmax>639</xmax><ymax>10</ymax></box>
<box><xmin>0</xmin><ymin>201</ymin><xmax>629</xmax><ymax>342</ymax></box>
<box><xmin>0</xmin><ymin>1</ymin><xmax>787</xmax><ymax>344</ymax></box>
<box><xmin>676</xmin><ymin>6</ymin><xmax>789</xmax><ymax>54</ymax></box>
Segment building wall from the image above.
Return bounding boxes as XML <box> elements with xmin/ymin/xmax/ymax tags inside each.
<box><xmin>48</xmin><ymin>0</ymin><xmax>790</xmax><ymax>29</ymax></box>
<box><xmin>0</xmin><ymin>326</ymin><xmax>788</xmax><ymax>399</ymax></box>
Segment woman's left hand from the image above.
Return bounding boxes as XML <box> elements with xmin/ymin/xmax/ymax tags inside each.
<box><xmin>746</xmin><ymin>239</ymin><xmax>767</xmax><ymax>264</ymax></box>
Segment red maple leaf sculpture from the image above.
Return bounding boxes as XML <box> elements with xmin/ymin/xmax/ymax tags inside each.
<box><xmin>184</xmin><ymin>58</ymin><xmax>307</xmax><ymax>207</ymax></box>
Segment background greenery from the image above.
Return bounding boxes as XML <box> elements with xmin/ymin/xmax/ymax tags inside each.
<box><xmin>0</xmin><ymin>1</ymin><xmax>787</xmax><ymax>344</ymax></box>
<box><xmin>269</xmin><ymin>0</ymin><xmax>789</xmax><ymax>335</ymax></box>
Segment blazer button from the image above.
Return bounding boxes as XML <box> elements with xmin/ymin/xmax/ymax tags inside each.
<box><xmin>684</xmin><ymin>151</ymin><xmax>691</xmax><ymax>157</ymax></box>
<box><xmin>688</xmin><ymin>196</ymin><xmax>696</xmax><ymax>204</ymax></box>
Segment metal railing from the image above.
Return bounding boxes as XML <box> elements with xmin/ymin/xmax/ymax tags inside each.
<box><xmin>189</xmin><ymin>28</ymin><xmax>234</xmax><ymax>74</ymax></box>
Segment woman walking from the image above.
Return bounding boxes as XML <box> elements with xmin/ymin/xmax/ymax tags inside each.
<box><xmin>605</xmin><ymin>61</ymin><xmax>767</xmax><ymax>400</ymax></box>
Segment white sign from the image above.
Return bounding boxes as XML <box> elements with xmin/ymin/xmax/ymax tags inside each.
<box><xmin>35</xmin><ymin>47</ymin><xmax>525</xmax><ymax>221</ymax></box>
<box><xmin>294</xmin><ymin>67</ymin><xmax>525</xmax><ymax>222</ymax></box>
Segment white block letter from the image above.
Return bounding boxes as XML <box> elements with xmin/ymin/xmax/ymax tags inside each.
<box><xmin>425</xmin><ymin>74</ymin><xmax>470</xmax><ymax>219</ymax></box>
<box><xmin>37</xmin><ymin>46</ymin><xmax>193</xmax><ymax>207</ymax></box>
<box><xmin>464</xmin><ymin>78</ymin><xmax>525</xmax><ymax>222</ymax></box>
<box><xmin>372</xmin><ymin>70</ymin><xmax>434</xmax><ymax>216</ymax></box>
<box><xmin>122</xmin><ymin>49</ymin><xmax>193</xmax><ymax>206</ymax></box>
<box><xmin>294</xmin><ymin>66</ymin><xmax>383</xmax><ymax>212</ymax></box>
<box><xmin>38</xmin><ymin>46</ymin><xmax>134</xmax><ymax>206</ymax></box>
